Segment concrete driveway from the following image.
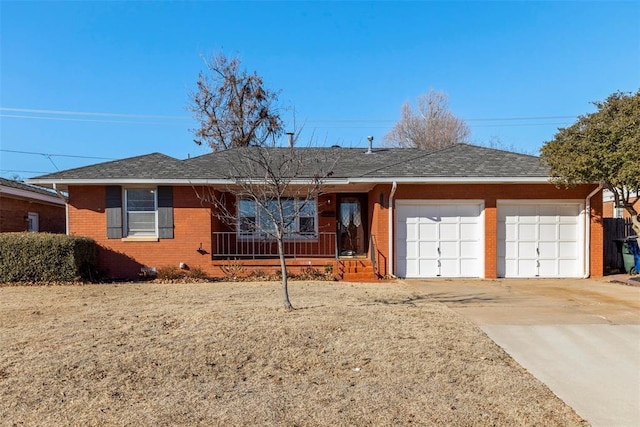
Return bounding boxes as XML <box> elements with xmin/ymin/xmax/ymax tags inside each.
<box><xmin>406</xmin><ymin>278</ymin><xmax>640</xmax><ymax>427</ymax></box>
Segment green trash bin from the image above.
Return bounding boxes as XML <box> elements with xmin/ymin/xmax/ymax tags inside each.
<box><xmin>622</xmin><ymin>240</ymin><xmax>635</xmax><ymax>273</ymax></box>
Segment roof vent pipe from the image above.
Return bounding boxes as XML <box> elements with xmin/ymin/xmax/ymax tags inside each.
<box><xmin>286</xmin><ymin>132</ymin><xmax>294</xmax><ymax>147</ymax></box>
<box><xmin>366</xmin><ymin>135</ymin><xmax>373</xmax><ymax>154</ymax></box>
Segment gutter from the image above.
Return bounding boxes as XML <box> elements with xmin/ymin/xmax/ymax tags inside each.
<box><xmin>583</xmin><ymin>183</ymin><xmax>603</xmax><ymax>278</ymax></box>
<box><xmin>388</xmin><ymin>181</ymin><xmax>398</xmax><ymax>277</ymax></box>
<box><xmin>27</xmin><ymin>176</ymin><xmax>553</xmax><ymax>189</ymax></box>
<box><xmin>53</xmin><ymin>183</ymin><xmax>69</xmax><ymax>235</ymax></box>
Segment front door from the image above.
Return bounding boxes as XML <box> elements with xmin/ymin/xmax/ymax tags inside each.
<box><xmin>338</xmin><ymin>195</ymin><xmax>368</xmax><ymax>256</ymax></box>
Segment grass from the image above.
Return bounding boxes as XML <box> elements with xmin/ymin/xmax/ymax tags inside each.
<box><xmin>0</xmin><ymin>281</ymin><xmax>586</xmax><ymax>426</ymax></box>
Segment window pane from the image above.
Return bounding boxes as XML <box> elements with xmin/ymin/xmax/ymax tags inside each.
<box><xmin>239</xmin><ymin>216</ymin><xmax>256</xmax><ymax>233</ymax></box>
<box><xmin>127</xmin><ymin>212</ymin><xmax>156</xmax><ymax>235</ymax></box>
<box><xmin>127</xmin><ymin>189</ymin><xmax>155</xmax><ymax>211</ymax></box>
<box><xmin>299</xmin><ymin>217</ymin><xmax>315</xmax><ymax>233</ymax></box>
<box><xmin>239</xmin><ymin>199</ymin><xmax>256</xmax><ymax>217</ymax></box>
<box><xmin>299</xmin><ymin>200</ymin><xmax>316</xmax><ymax>217</ymax></box>
<box><xmin>259</xmin><ymin>203</ymin><xmax>276</xmax><ymax>233</ymax></box>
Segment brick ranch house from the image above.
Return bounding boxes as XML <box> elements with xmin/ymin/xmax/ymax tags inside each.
<box><xmin>28</xmin><ymin>144</ymin><xmax>603</xmax><ymax>281</ymax></box>
<box><xmin>0</xmin><ymin>177</ymin><xmax>66</xmax><ymax>233</ymax></box>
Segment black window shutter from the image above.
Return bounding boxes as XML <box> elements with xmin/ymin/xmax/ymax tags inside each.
<box><xmin>157</xmin><ymin>186</ymin><xmax>174</xmax><ymax>239</ymax></box>
<box><xmin>106</xmin><ymin>186</ymin><xmax>122</xmax><ymax>239</ymax></box>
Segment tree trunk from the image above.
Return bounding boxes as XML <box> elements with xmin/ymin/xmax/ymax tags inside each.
<box><xmin>277</xmin><ymin>237</ymin><xmax>294</xmax><ymax>311</ymax></box>
<box><xmin>623</xmin><ymin>204</ymin><xmax>640</xmax><ymax>236</ymax></box>
<box><xmin>631</xmin><ymin>215</ymin><xmax>640</xmax><ymax>237</ymax></box>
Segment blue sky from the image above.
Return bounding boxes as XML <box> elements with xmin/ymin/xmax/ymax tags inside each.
<box><xmin>1</xmin><ymin>1</ymin><xmax>638</xmax><ymax>179</ymax></box>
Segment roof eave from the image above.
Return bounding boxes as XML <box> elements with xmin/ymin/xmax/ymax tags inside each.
<box><xmin>0</xmin><ymin>185</ymin><xmax>66</xmax><ymax>205</ymax></box>
<box><xmin>28</xmin><ymin>176</ymin><xmax>553</xmax><ymax>190</ymax></box>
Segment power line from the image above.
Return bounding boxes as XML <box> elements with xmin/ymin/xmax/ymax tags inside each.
<box><xmin>0</xmin><ymin>169</ymin><xmax>52</xmax><ymax>174</ymax></box>
<box><xmin>0</xmin><ymin>149</ymin><xmax>116</xmax><ymax>160</ymax></box>
<box><xmin>0</xmin><ymin>106</ymin><xmax>577</xmax><ymax>124</ymax></box>
<box><xmin>0</xmin><ymin>107</ymin><xmax>188</xmax><ymax>120</ymax></box>
<box><xmin>0</xmin><ymin>114</ymin><xmax>185</xmax><ymax>126</ymax></box>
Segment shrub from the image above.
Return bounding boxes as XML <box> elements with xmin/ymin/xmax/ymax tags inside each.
<box><xmin>156</xmin><ymin>266</ymin><xmax>185</xmax><ymax>281</ymax></box>
<box><xmin>0</xmin><ymin>232</ymin><xmax>97</xmax><ymax>282</ymax></box>
<box><xmin>219</xmin><ymin>258</ymin><xmax>246</xmax><ymax>280</ymax></box>
<box><xmin>188</xmin><ymin>266</ymin><xmax>208</xmax><ymax>280</ymax></box>
<box><xmin>155</xmin><ymin>265</ymin><xmax>211</xmax><ymax>283</ymax></box>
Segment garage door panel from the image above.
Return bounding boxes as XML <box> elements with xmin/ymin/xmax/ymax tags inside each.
<box><xmin>504</xmin><ymin>223</ymin><xmax>516</xmax><ymax>240</ymax></box>
<box><xmin>419</xmin><ymin>259</ymin><xmax>437</xmax><ymax>276</ymax></box>
<box><xmin>419</xmin><ymin>222</ymin><xmax>437</xmax><ymax>238</ymax></box>
<box><xmin>538</xmin><ymin>241</ymin><xmax>557</xmax><ymax>257</ymax></box>
<box><xmin>539</xmin><ymin>224</ymin><xmax>557</xmax><ymax>240</ymax></box>
<box><xmin>461</xmin><ymin>223</ymin><xmax>479</xmax><ymax>239</ymax></box>
<box><xmin>439</xmin><ymin>259</ymin><xmax>459</xmax><ymax>277</ymax></box>
<box><xmin>559</xmin><ymin>242</ymin><xmax>576</xmax><ymax>257</ymax></box>
<box><xmin>439</xmin><ymin>222</ymin><xmax>459</xmax><ymax>239</ymax></box>
<box><xmin>518</xmin><ymin>241</ymin><xmax>537</xmax><ymax>257</ymax></box>
<box><xmin>439</xmin><ymin>241</ymin><xmax>459</xmax><ymax>258</ymax></box>
<box><xmin>419</xmin><ymin>241</ymin><xmax>437</xmax><ymax>257</ymax></box>
<box><xmin>460</xmin><ymin>242</ymin><xmax>479</xmax><ymax>258</ymax></box>
<box><xmin>518</xmin><ymin>223</ymin><xmax>537</xmax><ymax>240</ymax></box>
<box><xmin>559</xmin><ymin>224</ymin><xmax>577</xmax><ymax>240</ymax></box>
<box><xmin>559</xmin><ymin>260</ymin><xmax>578</xmax><ymax>276</ymax></box>
<box><xmin>396</xmin><ymin>202</ymin><xmax>483</xmax><ymax>278</ymax></box>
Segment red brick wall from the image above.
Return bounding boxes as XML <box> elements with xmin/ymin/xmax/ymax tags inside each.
<box><xmin>68</xmin><ymin>185</ymin><xmax>213</xmax><ymax>279</ymax></box>
<box><xmin>0</xmin><ymin>195</ymin><xmax>65</xmax><ymax>233</ymax></box>
<box><xmin>368</xmin><ymin>183</ymin><xmax>603</xmax><ymax>279</ymax></box>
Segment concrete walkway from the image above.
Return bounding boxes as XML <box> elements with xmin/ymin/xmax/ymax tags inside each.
<box><xmin>407</xmin><ymin>278</ymin><xmax>640</xmax><ymax>427</ymax></box>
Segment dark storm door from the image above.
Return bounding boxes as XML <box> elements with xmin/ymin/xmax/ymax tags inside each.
<box><xmin>338</xmin><ymin>194</ymin><xmax>368</xmax><ymax>256</ymax></box>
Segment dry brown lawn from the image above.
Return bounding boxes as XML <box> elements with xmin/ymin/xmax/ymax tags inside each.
<box><xmin>0</xmin><ymin>281</ymin><xmax>586</xmax><ymax>426</ymax></box>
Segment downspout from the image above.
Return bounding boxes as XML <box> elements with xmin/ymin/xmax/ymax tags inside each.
<box><xmin>53</xmin><ymin>183</ymin><xmax>69</xmax><ymax>235</ymax></box>
<box><xmin>583</xmin><ymin>183</ymin><xmax>603</xmax><ymax>278</ymax></box>
<box><xmin>388</xmin><ymin>181</ymin><xmax>398</xmax><ymax>277</ymax></box>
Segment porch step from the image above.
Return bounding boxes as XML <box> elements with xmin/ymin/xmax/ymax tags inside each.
<box><xmin>336</xmin><ymin>259</ymin><xmax>377</xmax><ymax>282</ymax></box>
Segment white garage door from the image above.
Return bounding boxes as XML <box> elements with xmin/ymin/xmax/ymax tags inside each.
<box><xmin>497</xmin><ymin>202</ymin><xmax>584</xmax><ymax>278</ymax></box>
<box><xmin>396</xmin><ymin>201</ymin><xmax>484</xmax><ymax>278</ymax></box>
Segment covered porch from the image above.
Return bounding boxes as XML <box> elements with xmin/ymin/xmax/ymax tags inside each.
<box><xmin>207</xmin><ymin>189</ymin><xmax>384</xmax><ymax>281</ymax></box>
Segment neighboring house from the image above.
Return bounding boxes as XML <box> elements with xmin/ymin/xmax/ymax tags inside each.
<box><xmin>28</xmin><ymin>144</ymin><xmax>603</xmax><ymax>280</ymax></box>
<box><xmin>602</xmin><ymin>189</ymin><xmax>639</xmax><ymax>220</ymax></box>
<box><xmin>0</xmin><ymin>177</ymin><xmax>66</xmax><ymax>233</ymax></box>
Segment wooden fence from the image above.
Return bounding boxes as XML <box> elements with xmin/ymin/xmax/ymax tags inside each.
<box><xmin>603</xmin><ymin>218</ymin><xmax>634</xmax><ymax>273</ymax></box>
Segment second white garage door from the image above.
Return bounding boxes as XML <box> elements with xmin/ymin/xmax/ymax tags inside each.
<box><xmin>396</xmin><ymin>201</ymin><xmax>484</xmax><ymax>278</ymax></box>
<box><xmin>497</xmin><ymin>201</ymin><xmax>584</xmax><ymax>278</ymax></box>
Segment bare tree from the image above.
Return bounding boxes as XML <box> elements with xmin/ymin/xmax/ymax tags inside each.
<box><xmin>188</xmin><ymin>53</ymin><xmax>284</xmax><ymax>151</ymax></box>
<box><xmin>384</xmin><ymin>90</ymin><xmax>470</xmax><ymax>150</ymax></box>
<box><xmin>194</xmin><ymin>143</ymin><xmax>336</xmax><ymax>310</ymax></box>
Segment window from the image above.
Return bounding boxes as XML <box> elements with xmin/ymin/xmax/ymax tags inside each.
<box><xmin>125</xmin><ymin>188</ymin><xmax>157</xmax><ymax>236</ymax></box>
<box><xmin>27</xmin><ymin>212</ymin><xmax>39</xmax><ymax>232</ymax></box>
<box><xmin>106</xmin><ymin>186</ymin><xmax>173</xmax><ymax>240</ymax></box>
<box><xmin>238</xmin><ymin>198</ymin><xmax>317</xmax><ymax>237</ymax></box>
<box><xmin>614</xmin><ymin>206</ymin><xmax>624</xmax><ymax>219</ymax></box>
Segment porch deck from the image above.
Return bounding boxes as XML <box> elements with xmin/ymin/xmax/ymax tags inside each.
<box><xmin>210</xmin><ymin>232</ymin><xmax>377</xmax><ymax>281</ymax></box>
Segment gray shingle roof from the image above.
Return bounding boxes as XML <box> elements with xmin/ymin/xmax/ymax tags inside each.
<box><xmin>32</xmin><ymin>153</ymin><xmax>186</xmax><ymax>180</ymax></box>
<box><xmin>28</xmin><ymin>144</ymin><xmax>549</xmax><ymax>183</ymax></box>
<box><xmin>0</xmin><ymin>177</ymin><xmax>61</xmax><ymax>197</ymax></box>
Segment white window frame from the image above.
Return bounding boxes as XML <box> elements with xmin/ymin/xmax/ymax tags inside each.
<box><xmin>124</xmin><ymin>187</ymin><xmax>158</xmax><ymax>237</ymax></box>
<box><xmin>27</xmin><ymin>212</ymin><xmax>39</xmax><ymax>232</ymax></box>
<box><xmin>237</xmin><ymin>197</ymin><xmax>318</xmax><ymax>239</ymax></box>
